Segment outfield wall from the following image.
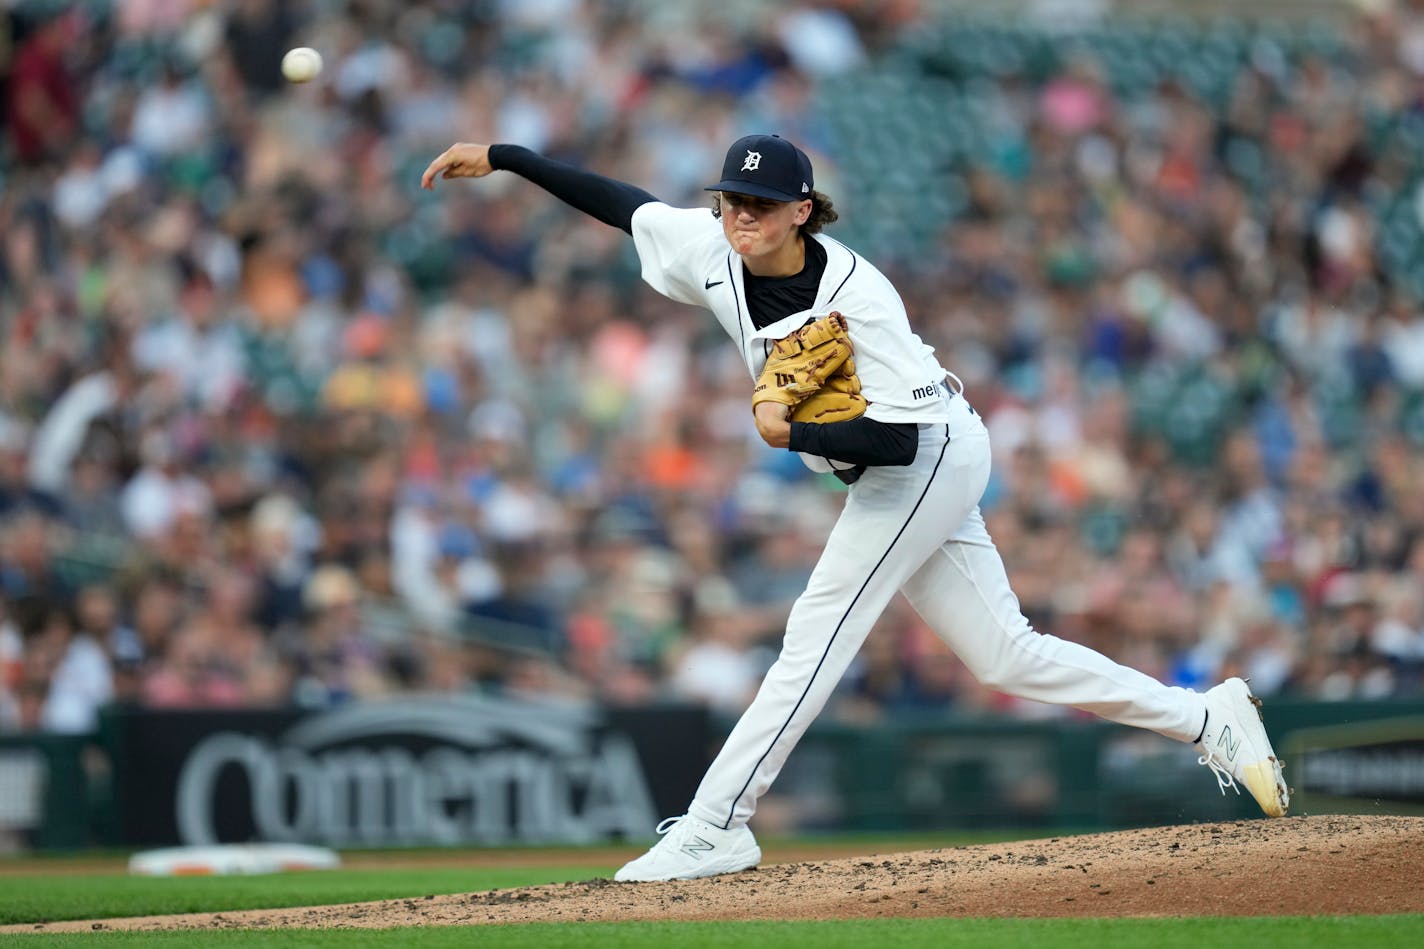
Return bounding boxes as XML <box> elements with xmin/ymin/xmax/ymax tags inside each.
<box><xmin>2</xmin><ymin>697</ymin><xmax>1421</xmax><ymax>851</ymax></box>
<box><xmin>777</xmin><ymin>699</ymin><xmax>1424</xmax><ymax>832</ymax></box>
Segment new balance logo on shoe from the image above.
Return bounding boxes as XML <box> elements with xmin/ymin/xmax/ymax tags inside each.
<box><xmin>1218</xmin><ymin>725</ymin><xmax>1240</xmax><ymax>761</ymax></box>
<box><xmin>680</xmin><ymin>836</ymin><xmax>715</xmax><ymax>859</ymax></box>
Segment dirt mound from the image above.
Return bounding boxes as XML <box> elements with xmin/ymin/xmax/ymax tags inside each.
<box><xmin>14</xmin><ymin>815</ymin><xmax>1424</xmax><ymax>933</ymax></box>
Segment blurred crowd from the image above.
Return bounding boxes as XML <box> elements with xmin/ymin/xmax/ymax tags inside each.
<box><xmin>2</xmin><ymin>0</ymin><xmax>1424</xmax><ymax>737</ymax></box>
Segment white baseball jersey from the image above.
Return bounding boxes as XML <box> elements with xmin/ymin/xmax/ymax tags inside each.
<box><xmin>631</xmin><ymin>202</ymin><xmax>952</xmax><ymax>471</ymax></box>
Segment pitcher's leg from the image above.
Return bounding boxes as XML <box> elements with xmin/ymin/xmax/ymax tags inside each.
<box><xmin>901</xmin><ymin>537</ymin><xmax>1206</xmax><ymax>742</ymax></box>
<box><xmin>685</xmin><ymin>571</ymin><xmax>880</xmax><ymax>829</ymax></box>
<box><xmin>689</xmin><ymin>426</ymin><xmax>984</xmax><ymax>829</ymax></box>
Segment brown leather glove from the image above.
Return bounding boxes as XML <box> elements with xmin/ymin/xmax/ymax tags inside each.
<box><xmin>790</xmin><ymin>355</ymin><xmax>866</xmax><ymax>423</ymax></box>
<box><xmin>752</xmin><ymin>312</ymin><xmax>858</xmax><ymax>415</ymax></box>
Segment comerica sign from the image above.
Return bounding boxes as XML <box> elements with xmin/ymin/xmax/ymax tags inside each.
<box><xmin>108</xmin><ymin>697</ymin><xmax>709</xmax><ymax>848</ymax></box>
<box><xmin>175</xmin><ymin>698</ymin><xmax>656</xmax><ymax>846</ymax></box>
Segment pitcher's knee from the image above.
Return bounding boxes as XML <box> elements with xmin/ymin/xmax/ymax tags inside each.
<box><xmin>969</xmin><ymin>660</ymin><xmax>1019</xmax><ymax>693</ymax></box>
<box><xmin>962</xmin><ymin>637</ymin><xmax>1043</xmax><ymax>693</ymax></box>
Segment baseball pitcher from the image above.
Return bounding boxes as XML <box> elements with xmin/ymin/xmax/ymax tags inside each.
<box><xmin>421</xmin><ymin>134</ymin><xmax>1289</xmax><ymax>882</ymax></box>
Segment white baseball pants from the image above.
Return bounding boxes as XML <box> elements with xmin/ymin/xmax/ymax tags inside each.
<box><xmin>688</xmin><ymin>392</ymin><xmax>1208</xmax><ymax>830</ymax></box>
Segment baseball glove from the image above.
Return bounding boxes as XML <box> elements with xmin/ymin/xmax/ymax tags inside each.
<box><xmin>790</xmin><ymin>356</ymin><xmax>866</xmax><ymax>423</ymax></box>
<box><xmin>752</xmin><ymin>311</ymin><xmax>861</xmax><ymax>418</ymax></box>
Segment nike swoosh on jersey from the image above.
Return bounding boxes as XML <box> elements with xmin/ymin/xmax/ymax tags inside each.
<box><xmin>704</xmin><ymin>278</ymin><xmax>724</xmax><ymax>289</ymax></box>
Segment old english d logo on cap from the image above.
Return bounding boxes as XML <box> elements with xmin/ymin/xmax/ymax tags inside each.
<box><xmin>706</xmin><ymin>134</ymin><xmax>814</xmax><ymax>203</ymax></box>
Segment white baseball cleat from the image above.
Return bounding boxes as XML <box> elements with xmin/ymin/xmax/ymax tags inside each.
<box><xmin>1196</xmin><ymin>677</ymin><xmax>1290</xmax><ymax>817</ymax></box>
<box><xmin>614</xmin><ymin>815</ymin><xmax>762</xmax><ymax>882</ymax></box>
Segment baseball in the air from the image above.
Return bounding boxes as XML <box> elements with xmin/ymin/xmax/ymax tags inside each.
<box><xmin>281</xmin><ymin>47</ymin><xmax>323</xmax><ymax>84</ymax></box>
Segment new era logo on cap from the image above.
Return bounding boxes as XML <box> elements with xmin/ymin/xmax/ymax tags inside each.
<box><xmin>707</xmin><ymin>134</ymin><xmax>814</xmax><ymax>203</ymax></box>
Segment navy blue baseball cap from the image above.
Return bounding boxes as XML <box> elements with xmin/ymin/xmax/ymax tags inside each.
<box><xmin>705</xmin><ymin>134</ymin><xmax>814</xmax><ymax>203</ymax></box>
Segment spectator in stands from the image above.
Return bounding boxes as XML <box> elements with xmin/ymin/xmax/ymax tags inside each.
<box><xmin>29</xmin><ymin>603</ymin><xmax>112</xmax><ymax>734</ymax></box>
<box><xmin>119</xmin><ymin>430</ymin><xmax>213</xmax><ymax>542</ymax></box>
<box><xmin>667</xmin><ymin>578</ymin><xmax>764</xmax><ymax>715</ymax></box>
<box><xmin>142</xmin><ymin>626</ymin><xmax>248</xmax><ymax>709</ymax></box>
<box><xmin>0</xmin><ymin>513</ymin><xmax>73</xmax><ymax>636</ymax></box>
<box><xmin>0</xmin><ymin>597</ymin><xmax>25</xmax><ymax>731</ymax></box>
<box><xmin>287</xmin><ymin>564</ymin><xmax>389</xmax><ymax>706</ymax></box>
<box><xmin>4</xmin><ymin>8</ymin><xmax>81</xmax><ymax>166</ymax></box>
<box><xmin>117</xmin><ymin>573</ymin><xmax>184</xmax><ymax>698</ymax></box>
<box><xmin>0</xmin><ymin>421</ymin><xmax>55</xmax><ymax>519</ymax></box>
<box><xmin>179</xmin><ymin>570</ymin><xmax>289</xmax><ymax>706</ymax></box>
<box><xmin>132</xmin><ymin>261</ymin><xmax>247</xmax><ymax>413</ymax></box>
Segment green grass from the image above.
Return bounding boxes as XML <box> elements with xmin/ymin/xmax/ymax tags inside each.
<box><xmin>0</xmin><ymin>866</ymin><xmax>610</xmax><ymax>926</ymax></box>
<box><xmin>0</xmin><ymin>829</ymin><xmax>1063</xmax><ymax>927</ymax></box>
<box><xmin>6</xmin><ymin>917</ymin><xmax>1423</xmax><ymax>948</ymax></box>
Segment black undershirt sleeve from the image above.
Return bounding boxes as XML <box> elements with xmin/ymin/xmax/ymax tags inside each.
<box><xmin>488</xmin><ymin>145</ymin><xmax>657</xmax><ymax>234</ymax></box>
<box><xmin>789</xmin><ymin>417</ymin><xmax>919</xmax><ymax>467</ymax></box>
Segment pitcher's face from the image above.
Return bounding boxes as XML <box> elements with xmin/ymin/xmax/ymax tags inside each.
<box><xmin>720</xmin><ymin>192</ymin><xmax>811</xmax><ymax>261</ymax></box>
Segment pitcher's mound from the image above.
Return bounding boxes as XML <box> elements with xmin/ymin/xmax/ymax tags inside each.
<box><xmin>18</xmin><ymin>814</ymin><xmax>1424</xmax><ymax>932</ymax></box>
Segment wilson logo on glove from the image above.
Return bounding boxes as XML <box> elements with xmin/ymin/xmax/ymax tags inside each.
<box><xmin>752</xmin><ymin>311</ymin><xmax>866</xmax><ymax>424</ymax></box>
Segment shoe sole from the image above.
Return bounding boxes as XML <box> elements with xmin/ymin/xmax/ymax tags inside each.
<box><xmin>614</xmin><ymin>845</ymin><xmax>762</xmax><ymax>883</ymax></box>
<box><xmin>1229</xmin><ymin>682</ymin><xmax>1290</xmax><ymax>817</ymax></box>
